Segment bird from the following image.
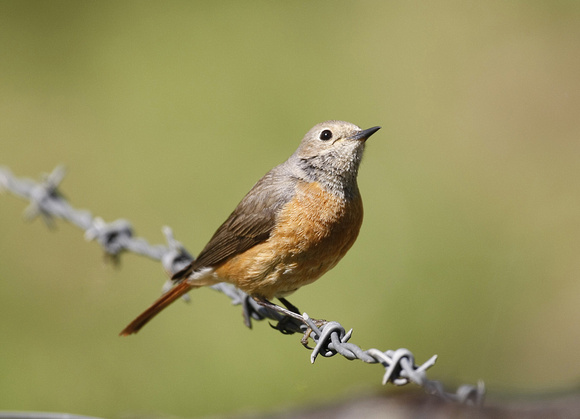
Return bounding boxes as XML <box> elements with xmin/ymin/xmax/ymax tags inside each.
<box><xmin>120</xmin><ymin>120</ymin><xmax>380</xmax><ymax>336</ymax></box>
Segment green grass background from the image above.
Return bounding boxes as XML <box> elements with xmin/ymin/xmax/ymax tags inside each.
<box><xmin>1</xmin><ymin>1</ymin><xmax>580</xmax><ymax>417</ymax></box>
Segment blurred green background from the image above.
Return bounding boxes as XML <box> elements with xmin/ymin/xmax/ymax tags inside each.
<box><xmin>1</xmin><ymin>1</ymin><xmax>580</xmax><ymax>417</ymax></box>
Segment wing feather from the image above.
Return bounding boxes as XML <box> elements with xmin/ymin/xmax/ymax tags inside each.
<box><xmin>173</xmin><ymin>168</ymin><xmax>296</xmax><ymax>280</ymax></box>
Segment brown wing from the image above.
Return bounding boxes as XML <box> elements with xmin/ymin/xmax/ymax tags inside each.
<box><xmin>172</xmin><ymin>168</ymin><xmax>297</xmax><ymax>280</ymax></box>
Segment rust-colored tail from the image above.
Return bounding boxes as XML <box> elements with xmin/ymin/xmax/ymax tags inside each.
<box><xmin>120</xmin><ymin>281</ymin><xmax>192</xmax><ymax>336</ymax></box>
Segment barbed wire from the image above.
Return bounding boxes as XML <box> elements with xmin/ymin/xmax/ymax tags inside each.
<box><xmin>0</xmin><ymin>412</ymin><xmax>103</xmax><ymax>419</ymax></box>
<box><xmin>0</xmin><ymin>165</ymin><xmax>485</xmax><ymax>405</ymax></box>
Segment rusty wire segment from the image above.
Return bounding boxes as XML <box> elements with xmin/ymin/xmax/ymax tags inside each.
<box><xmin>0</xmin><ymin>166</ymin><xmax>485</xmax><ymax>405</ymax></box>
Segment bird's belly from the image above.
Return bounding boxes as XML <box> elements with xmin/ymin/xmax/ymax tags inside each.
<box><xmin>214</xmin><ymin>181</ymin><xmax>363</xmax><ymax>299</ymax></box>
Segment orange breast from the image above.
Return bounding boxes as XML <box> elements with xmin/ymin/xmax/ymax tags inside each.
<box><xmin>215</xmin><ymin>181</ymin><xmax>363</xmax><ymax>299</ymax></box>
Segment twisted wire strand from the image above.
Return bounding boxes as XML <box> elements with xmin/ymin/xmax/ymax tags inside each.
<box><xmin>0</xmin><ymin>166</ymin><xmax>485</xmax><ymax>405</ymax></box>
<box><xmin>0</xmin><ymin>413</ymin><xmax>103</xmax><ymax>419</ymax></box>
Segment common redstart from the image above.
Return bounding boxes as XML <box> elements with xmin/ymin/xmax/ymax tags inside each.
<box><xmin>121</xmin><ymin>120</ymin><xmax>380</xmax><ymax>335</ymax></box>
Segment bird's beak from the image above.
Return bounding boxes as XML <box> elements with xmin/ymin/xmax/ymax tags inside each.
<box><xmin>351</xmin><ymin>126</ymin><xmax>381</xmax><ymax>141</ymax></box>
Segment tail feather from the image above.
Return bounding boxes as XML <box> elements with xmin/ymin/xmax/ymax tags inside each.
<box><xmin>120</xmin><ymin>281</ymin><xmax>192</xmax><ymax>336</ymax></box>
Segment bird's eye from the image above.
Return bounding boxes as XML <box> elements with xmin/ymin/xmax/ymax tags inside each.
<box><xmin>319</xmin><ymin>130</ymin><xmax>333</xmax><ymax>141</ymax></box>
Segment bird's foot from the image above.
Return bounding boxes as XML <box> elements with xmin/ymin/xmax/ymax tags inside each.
<box><xmin>300</xmin><ymin>318</ymin><xmax>327</xmax><ymax>349</ymax></box>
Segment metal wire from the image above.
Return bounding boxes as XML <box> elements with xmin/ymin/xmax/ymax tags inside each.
<box><xmin>0</xmin><ymin>166</ymin><xmax>485</xmax><ymax>405</ymax></box>
<box><xmin>0</xmin><ymin>413</ymin><xmax>103</xmax><ymax>419</ymax></box>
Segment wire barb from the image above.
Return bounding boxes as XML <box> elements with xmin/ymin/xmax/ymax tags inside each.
<box><xmin>0</xmin><ymin>166</ymin><xmax>485</xmax><ymax>405</ymax></box>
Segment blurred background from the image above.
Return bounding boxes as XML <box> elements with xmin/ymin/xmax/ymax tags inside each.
<box><xmin>1</xmin><ymin>1</ymin><xmax>579</xmax><ymax>417</ymax></box>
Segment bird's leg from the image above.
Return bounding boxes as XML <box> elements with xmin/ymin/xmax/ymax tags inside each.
<box><xmin>278</xmin><ymin>297</ymin><xmax>300</xmax><ymax>315</ymax></box>
<box><xmin>277</xmin><ymin>298</ymin><xmax>329</xmax><ymax>348</ymax></box>
<box><xmin>253</xmin><ymin>296</ymin><xmax>305</xmax><ymax>323</ymax></box>
<box><xmin>254</xmin><ymin>297</ymin><xmax>327</xmax><ymax>348</ymax></box>
<box><xmin>254</xmin><ymin>296</ymin><xmax>310</xmax><ymax>335</ymax></box>
<box><xmin>273</xmin><ymin>297</ymin><xmax>305</xmax><ymax>336</ymax></box>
